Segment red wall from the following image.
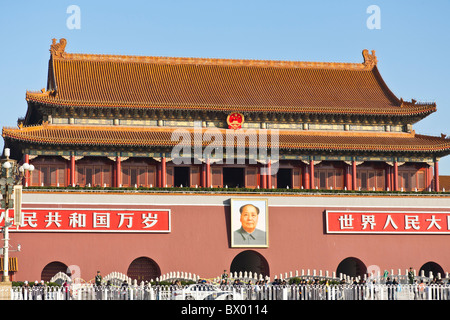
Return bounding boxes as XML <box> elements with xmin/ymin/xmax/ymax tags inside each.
<box><xmin>9</xmin><ymin>194</ymin><xmax>450</xmax><ymax>282</ymax></box>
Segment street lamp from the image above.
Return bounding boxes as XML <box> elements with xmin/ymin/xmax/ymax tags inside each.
<box><xmin>0</xmin><ymin>148</ymin><xmax>34</xmax><ymax>283</ymax></box>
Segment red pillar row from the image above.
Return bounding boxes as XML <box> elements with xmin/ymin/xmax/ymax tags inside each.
<box><xmin>255</xmin><ymin>160</ymin><xmax>275</xmax><ymax>189</ymax></box>
<box><xmin>24</xmin><ymin>155</ymin><xmax>440</xmax><ymax>191</ymax></box>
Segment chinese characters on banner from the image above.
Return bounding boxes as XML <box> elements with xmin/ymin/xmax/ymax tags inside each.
<box><xmin>326</xmin><ymin>211</ymin><xmax>450</xmax><ymax>234</ymax></box>
<box><xmin>0</xmin><ymin>209</ymin><xmax>171</xmax><ymax>233</ymax></box>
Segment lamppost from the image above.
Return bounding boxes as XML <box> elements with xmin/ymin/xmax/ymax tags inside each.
<box><xmin>0</xmin><ymin>148</ymin><xmax>34</xmax><ymax>283</ymax></box>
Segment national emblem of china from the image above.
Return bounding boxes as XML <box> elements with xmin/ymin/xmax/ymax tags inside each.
<box><xmin>227</xmin><ymin>112</ymin><xmax>244</xmax><ymax>130</ymax></box>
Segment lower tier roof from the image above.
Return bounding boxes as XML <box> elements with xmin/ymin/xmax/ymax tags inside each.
<box><xmin>3</xmin><ymin>123</ymin><xmax>450</xmax><ymax>155</ymax></box>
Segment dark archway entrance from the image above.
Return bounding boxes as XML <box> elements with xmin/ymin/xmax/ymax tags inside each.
<box><xmin>127</xmin><ymin>256</ymin><xmax>161</xmax><ymax>282</ymax></box>
<box><xmin>336</xmin><ymin>257</ymin><xmax>367</xmax><ymax>279</ymax></box>
<box><xmin>277</xmin><ymin>168</ymin><xmax>292</xmax><ymax>188</ymax></box>
<box><xmin>230</xmin><ymin>250</ymin><xmax>269</xmax><ymax>278</ymax></box>
<box><xmin>223</xmin><ymin>168</ymin><xmax>245</xmax><ymax>188</ymax></box>
<box><xmin>174</xmin><ymin>167</ymin><xmax>190</xmax><ymax>187</ymax></box>
<box><xmin>41</xmin><ymin>261</ymin><xmax>70</xmax><ymax>282</ymax></box>
<box><xmin>420</xmin><ymin>261</ymin><xmax>445</xmax><ymax>279</ymax></box>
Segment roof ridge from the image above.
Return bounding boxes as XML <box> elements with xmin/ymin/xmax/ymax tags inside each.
<box><xmin>61</xmin><ymin>52</ymin><xmax>370</xmax><ymax>70</ymax></box>
<box><xmin>50</xmin><ymin>38</ymin><xmax>375</xmax><ymax>71</ymax></box>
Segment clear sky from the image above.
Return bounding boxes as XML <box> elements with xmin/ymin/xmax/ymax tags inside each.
<box><xmin>1</xmin><ymin>0</ymin><xmax>449</xmax><ymax>173</ymax></box>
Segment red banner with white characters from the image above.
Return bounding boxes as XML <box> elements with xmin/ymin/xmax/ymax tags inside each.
<box><xmin>326</xmin><ymin>211</ymin><xmax>450</xmax><ymax>234</ymax></box>
<box><xmin>0</xmin><ymin>208</ymin><xmax>171</xmax><ymax>233</ymax></box>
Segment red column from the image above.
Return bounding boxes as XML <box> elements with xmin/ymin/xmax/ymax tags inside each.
<box><xmin>428</xmin><ymin>165</ymin><xmax>433</xmax><ymax>191</ymax></box>
<box><xmin>201</xmin><ymin>163</ymin><xmax>206</xmax><ymax>188</ymax></box>
<box><xmin>345</xmin><ymin>163</ymin><xmax>352</xmax><ymax>190</ymax></box>
<box><xmin>157</xmin><ymin>163</ymin><xmax>162</xmax><ymax>187</ymax></box>
<box><xmin>23</xmin><ymin>154</ymin><xmax>30</xmax><ymax>187</ymax></box>
<box><xmin>161</xmin><ymin>156</ymin><xmax>166</xmax><ymax>187</ymax></box>
<box><xmin>391</xmin><ymin>166</ymin><xmax>395</xmax><ymax>190</ymax></box>
<box><xmin>116</xmin><ymin>156</ymin><xmax>122</xmax><ymax>187</ymax></box>
<box><xmin>261</xmin><ymin>163</ymin><xmax>267</xmax><ymax>189</ymax></box>
<box><xmin>310</xmin><ymin>161</ymin><xmax>314</xmax><ymax>189</ymax></box>
<box><xmin>385</xmin><ymin>166</ymin><xmax>391</xmax><ymax>191</ymax></box>
<box><xmin>393</xmin><ymin>161</ymin><xmax>398</xmax><ymax>191</ymax></box>
<box><xmin>70</xmin><ymin>155</ymin><xmax>76</xmax><ymax>187</ymax></box>
<box><xmin>205</xmin><ymin>158</ymin><xmax>211</xmax><ymax>187</ymax></box>
<box><xmin>267</xmin><ymin>160</ymin><xmax>272</xmax><ymax>188</ymax></box>
<box><xmin>352</xmin><ymin>160</ymin><xmax>357</xmax><ymax>191</ymax></box>
<box><xmin>434</xmin><ymin>160</ymin><xmax>439</xmax><ymax>191</ymax></box>
<box><xmin>303</xmin><ymin>164</ymin><xmax>310</xmax><ymax>189</ymax></box>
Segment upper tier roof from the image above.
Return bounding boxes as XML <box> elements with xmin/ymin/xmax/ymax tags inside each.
<box><xmin>25</xmin><ymin>38</ymin><xmax>435</xmax><ymax>117</ymax></box>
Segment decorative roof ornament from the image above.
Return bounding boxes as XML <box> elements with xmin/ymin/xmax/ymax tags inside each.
<box><xmin>362</xmin><ymin>49</ymin><xmax>377</xmax><ymax>68</ymax></box>
<box><xmin>50</xmin><ymin>38</ymin><xmax>67</xmax><ymax>57</ymax></box>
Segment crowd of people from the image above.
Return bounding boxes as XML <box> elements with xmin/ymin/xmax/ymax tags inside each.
<box><xmin>20</xmin><ymin>280</ymin><xmax>48</xmax><ymax>300</ymax></box>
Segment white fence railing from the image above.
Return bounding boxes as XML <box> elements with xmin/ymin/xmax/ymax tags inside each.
<box><xmin>130</xmin><ymin>268</ymin><xmax>450</xmax><ymax>286</ymax></box>
<box><xmin>6</xmin><ymin>284</ymin><xmax>450</xmax><ymax>301</ymax></box>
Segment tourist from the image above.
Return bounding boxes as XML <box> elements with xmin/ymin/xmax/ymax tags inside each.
<box><xmin>386</xmin><ymin>277</ymin><xmax>394</xmax><ymax>300</ymax></box>
<box><xmin>408</xmin><ymin>267</ymin><xmax>415</xmax><ymax>284</ymax></box>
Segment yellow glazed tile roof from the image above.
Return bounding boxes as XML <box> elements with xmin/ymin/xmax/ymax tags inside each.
<box><xmin>3</xmin><ymin>123</ymin><xmax>450</xmax><ymax>153</ymax></box>
<box><xmin>25</xmin><ymin>39</ymin><xmax>436</xmax><ymax>117</ymax></box>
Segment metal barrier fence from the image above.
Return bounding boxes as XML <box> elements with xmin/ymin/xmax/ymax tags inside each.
<box><xmin>7</xmin><ymin>284</ymin><xmax>450</xmax><ymax>301</ymax></box>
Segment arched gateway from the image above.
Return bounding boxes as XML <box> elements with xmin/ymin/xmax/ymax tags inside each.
<box><xmin>336</xmin><ymin>257</ymin><xmax>367</xmax><ymax>279</ymax></box>
<box><xmin>127</xmin><ymin>256</ymin><xmax>161</xmax><ymax>282</ymax></box>
<box><xmin>41</xmin><ymin>261</ymin><xmax>70</xmax><ymax>282</ymax></box>
<box><xmin>420</xmin><ymin>261</ymin><xmax>445</xmax><ymax>279</ymax></box>
<box><xmin>230</xmin><ymin>250</ymin><xmax>269</xmax><ymax>278</ymax></box>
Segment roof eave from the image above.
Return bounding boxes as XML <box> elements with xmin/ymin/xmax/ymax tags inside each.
<box><xmin>23</xmin><ymin>95</ymin><xmax>437</xmax><ymax>118</ymax></box>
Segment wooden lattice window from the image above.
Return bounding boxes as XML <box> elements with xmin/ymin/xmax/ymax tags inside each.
<box><xmin>30</xmin><ymin>157</ymin><xmax>67</xmax><ymax>187</ymax></box>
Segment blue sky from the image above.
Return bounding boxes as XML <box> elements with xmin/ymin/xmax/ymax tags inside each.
<box><xmin>1</xmin><ymin>0</ymin><xmax>449</xmax><ymax>173</ymax></box>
